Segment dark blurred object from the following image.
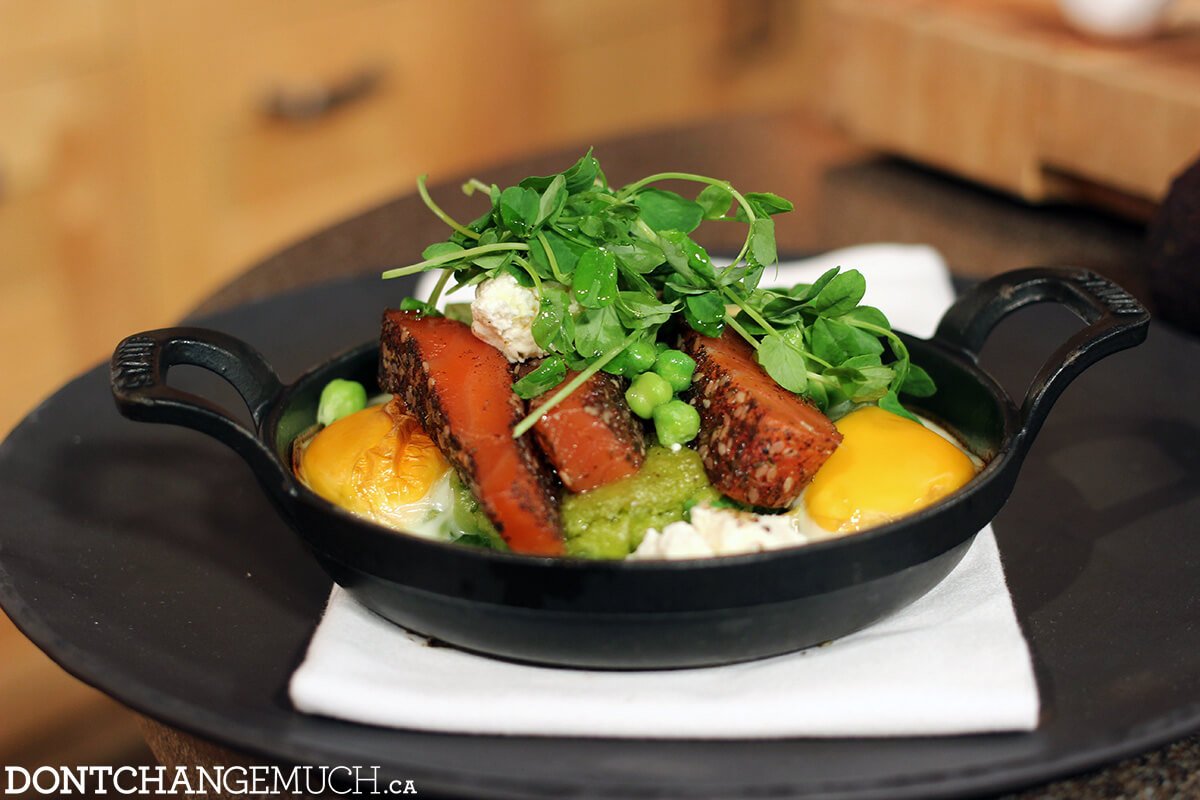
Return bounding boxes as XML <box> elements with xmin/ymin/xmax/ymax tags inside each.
<box><xmin>261</xmin><ymin>64</ymin><xmax>387</xmax><ymax>123</ymax></box>
<box><xmin>1148</xmin><ymin>154</ymin><xmax>1200</xmax><ymax>334</ymax></box>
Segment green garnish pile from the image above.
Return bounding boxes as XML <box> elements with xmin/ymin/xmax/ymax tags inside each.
<box><xmin>383</xmin><ymin>151</ymin><xmax>935</xmax><ymax>436</ymax></box>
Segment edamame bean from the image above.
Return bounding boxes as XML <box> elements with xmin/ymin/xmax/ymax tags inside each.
<box><xmin>317</xmin><ymin>379</ymin><xmax>368</xmax><ymax>426</ymax></box>
<box><xmin>622</xmin><ymin>340</ymin><xmax>658</xmax><ymax>375</ymax></box>
<box><xmin>653</xmin><ymin>399</ymin><xmax>701</xmax><ymax>446</ymax></box>
<box><xmin>653</xmin><ymin>349</ymin><xmax>697</xmax><ymax>392</ymax></box>
<box><xmin>624</xmin><ymin>372</ymin><xmax>673</xmax><ymax>419</ymax></box>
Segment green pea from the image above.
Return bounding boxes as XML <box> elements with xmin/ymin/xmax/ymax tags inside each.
<box><xmin>624</xmin><ymin>372</ymin><xmax>673</xmax><ymax>420</ymax></box>
<box><xmin>317</xmin><ymin>379</ymin><xmax>368</xmax><ymax>426</ymax></box>
<box><xmin>622</xmin><ymin>340</ymin><xmax>658</xmax><ymax>376</ymax></box>
<box><xmin>653</xmin><ymin>349</ymin><xmax>697</xmax><ymax>393</ymax></box>
<box><xmin>655</xmin><ymin>341</ymin><xmax>670</xmax><ymax>355</ymax></box>
<box><xmin>653</xmin><ymin>399</ymin><xmax>701</xmax><ymax>447</ymax></box>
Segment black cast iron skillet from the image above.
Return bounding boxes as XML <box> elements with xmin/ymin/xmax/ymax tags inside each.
<box><xmin>110</xmin><ymin>268</ymin><xmax>1148</xmax><ymax>669</ymax></box>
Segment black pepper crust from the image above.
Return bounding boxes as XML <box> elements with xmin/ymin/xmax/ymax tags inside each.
<box><xmin>681</xmin><ymin>329</ymin><xmax>841</xmax><ymax>509</ymax></box>
<box><xmin>379</xmin><ymin>311</ymin><xmax>561</xmax><ymax>540</ymax></box>
<box><xmin>518</xmin><ymin>361</ymin><xmax>646</xmax><ymax>491</ymax></box>
<box><xmin>568</xmin><ymin>370</ymin><xmax>647</xmax><ymax>474</ymax></box>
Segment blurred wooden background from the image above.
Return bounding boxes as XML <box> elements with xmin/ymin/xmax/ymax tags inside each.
<box><xmin>2</xmin><ymin>0</ymin><xmax>1198</xmax><ymax>773</ymax></box>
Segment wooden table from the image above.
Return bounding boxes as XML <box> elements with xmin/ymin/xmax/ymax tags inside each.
<box><xmin>149</xmin><ymin>111</ymin><xmax>1195</xmax><ymax>799</ymax></box>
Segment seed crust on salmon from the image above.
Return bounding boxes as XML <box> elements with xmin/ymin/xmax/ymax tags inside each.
<box><xmin>681</xmin><ymin>329</ymin><xmax>842</xmax><ymax>508</ymax></box>
<box><xmin>520</xmin><ymin>363</ymin><xmax>646</xmax><ymax>493</ymax></box>
<box><xmin>379</xmin><ymin>311</ymin><xmax>563</xmax><ymax>555</ymax></box>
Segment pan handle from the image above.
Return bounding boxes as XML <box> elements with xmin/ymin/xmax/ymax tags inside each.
<box><xmin>111</xmin><ymin>327</ymin><xmax>288</xmax><ymax>486</ymax></box>
<box><xmin>933</xmin><ymin>268</ymin><xmax>1150</xmax><ymax>450</ymax></box>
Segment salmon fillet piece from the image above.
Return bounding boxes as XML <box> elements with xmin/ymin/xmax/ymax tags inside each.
<box><xmin>379</xmin><ymin>311</ymin><xmax>564</xmax><ymax>555</ymax></box>
<box><xmin>521</xmin><ymin>364</ymin><xmax>646</xmax><ymax>493</ymax></box>
<box><xmin>681</xmin><ymin>329</ymin><xmax>841</xmax><ymax>508</ymax></box>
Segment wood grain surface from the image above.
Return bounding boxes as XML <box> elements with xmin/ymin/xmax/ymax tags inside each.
<box><xmin>819</xmin><ymin>0</ymin><xmax>1200</xmax><ymax>209</ymax></box>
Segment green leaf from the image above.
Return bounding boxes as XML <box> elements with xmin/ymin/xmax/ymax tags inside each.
<box><xmin>741</xmin><ymin>260</ymin><xmax>765</xmax><ymax>293</ymax></box>
<box><xmin>810</xmin><ymin>317</ymin><xmax>885</xmax><ymax>365</ymax></box>
<box><xmin>422</xmin><ymin>242</ymin><xmax>465</xmax><ymax>261</ymax></box>
<box><xmin>532</xmin><ymin>284</ymin><xmax>574</xmax><ymax>353</ymax></box>
<box><xmin>512</xmin><ymin>357</ymin><xmax>568</xmax><ymax>399</ymax></box>
<box><xmin>790</xmin><ymin>267</ymin><xmax>840</xmax><ymax>302</ymax></box>
<box><xmin>497</xmin><ymin>262</ymin><xmax>533</xmax><ymax>287</ymax></box>
<box><xmin>398</xmin><ymin>297</ymin><xmax>442</xmax><ymax>316</ymax></box>
<box><xmin>683</xmin><ymin>293</ymin><xmax>726</xmax><ymax>337</ymax></box>
<box><xmin>573</xmin><ymin>247</ymin><xmax>618</xmax><ymax>308</ymax></box>
<box><xmin>750</xmin><ymin>191</ymin><xmax>795</xmax><ymax>214</ymax></box>
<box><xmin>842</xmin><ymin>352</ymin><xmax>883</xmax><ymax>369</ymax></box>
<box><xmin>758</xmin><ymin>330</ymin><xmax>808</xmax><ymax>393</ymax></box>
<box><xmin>529</xmin><ymin>230</ymin><xmax>585</xmax><ymax>279</ymax></box>
<box><xmin>609</xmin><ymin>240</ymin><xmax>665</xmax><ymax>273</ymax></box>
<box><xmin>471</xmin><ymin>252</ymin><xmax>514</xmax><ymax>270</ymax></box>
<box><xmin>759</xmin><ymin>299</ymin><xmax>806</xmax><ymax>327</ymax></box>
<box><xmin>579</xmin><ymin>215</ymin><xmax>605</xmax><ymax>239</ymax></box>
<box><xmin>719</xmin><ymin>261</ymin><xmax>766</xmax><ymax>293</ymax></box>
<box><xmin>749</xmin><ymin>218</ymin><xmax>777</xmax><ymax>267</ymax></box>
<box><xmin>879</xmin><ymin>389</ymin><xmax>921</xmax><ymax>423</ymax></box>
<box><xmin>901</xmin><ymin>363</ymin><xmax>937</xmax><ymax>397</ymax></box>
<box><xmin>616</xmin><ymin>291</ymin><xmax>677</xmax><ymax>329</ymax></box>
<box><xmin>839</xmin><ymin>305</ymin><xmax>891</xmax><ymax>330</ymax></box>
<box><xmin>519</xmin><ymin>174</ymin><xmax>557</xmax><ymax>192</ymax></box>
<box><xmin>696</xmin><ymin>184</ymin><xmax>734</xmax><ymax>219</ymax></box>
<box><xmin>808</xmin><ymin>268</ymin><xmax>867</xmax><ymax>316</ymax></box>
<box><xmin>729</xmin><ymin>309</ymin><xmax>771</xmax><ymax>337</ymax></box>
<box><xmin>466</xmin><ymin>207</ymin><xmax>495</xmax><ymax>234</ymax></box>
<box><xmin>499</xmin><ymin>186</ymin><xmax>540</xmax><ymax>237</ymax></box>
<box><xmin>658</xmin><ymin>230</ymin><xmax>716</xmax><ymax>284</ymax></box>
<box><xmin>734</xmin><ymin>191</ymin><xmax>795</xmax><ymax>222</ymax></box>
<box><xmin>806</xmin><ymin>377</ymin><xmax>828</xmax><ymax>411</ymax></box>
<box><xmin>443</xmin><ymin>302</ymin><xmax>472</xmax><ymax>325</ymax></box>
<box><xmin>518</xmin><ymin>149</ymin><xmax>600</xmax><ymax>194</ymax></box>
<box><xmin>847</xmin><ymin>365</ymin><xmax>894</xmax><ymax>403</ymax></box>
<box><xmin>614</xmin><ymin>259</ymin><xmax>656</xmax><ymax>296</ymax></box>
<box><xmin>535</xmin><ymin>174</ymin><xmax>567</xmax><ymax>226</ymax></box>
<box><xmin>574</xmin><ymin>305</ymin><xmax>623</xmax><ymax>357</ymax></box>
<box><xmin>808</xmin><ymin>318</ymin><xmax>844</xmax><ymax>365</ymax></box>
<box><xmin>563</xmin><ymin>149</ymin><xmax>601</xmax><ymax>193</ymax></box>
<box><xmin>663</xmin><ymin>276</ymin><xmax>711</xmax><ymax>298</ymax></box>
<box><xmin>636</xmin><ymin>189</ymin><xmax>704</xmax><ymax>233</ymax></box>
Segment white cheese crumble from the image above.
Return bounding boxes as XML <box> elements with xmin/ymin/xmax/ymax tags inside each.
<box><xmin>469</xmin><ymin>273</ymin><xmax>546</xmax><ymax>363</ymax></box>
<box><xmin>628</xmin><ymin>504</ymin><xmax>810</xmax><ymax>560</ymax></box>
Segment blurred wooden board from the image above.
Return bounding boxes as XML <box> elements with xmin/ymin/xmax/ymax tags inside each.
<box><xmin>817</xmin><ymin>0</ymin><xmax>1200</xmax><ymax>213</ymax></box>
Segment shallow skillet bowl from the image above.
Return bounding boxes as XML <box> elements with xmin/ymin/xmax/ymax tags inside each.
<box><xmin>111</xmin><ymin>268</ymin><xmax>1148</xmax><ymax>669</ymax></box>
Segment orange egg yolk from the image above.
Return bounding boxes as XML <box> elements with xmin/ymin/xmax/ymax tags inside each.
<box><xmin>803</xmin><ymin>406</ymin><xmax>978</xmax><ymax>533</ymax></box>
<box><xmin>297</xmin><ymin>400</ymin><xmax>449</xmax><ymax>521</ymax></box>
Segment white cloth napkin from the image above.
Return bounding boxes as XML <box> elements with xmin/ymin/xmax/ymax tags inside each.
<box><xmin>290</xmin><ymin>244</ymin><xmax>1040</xmax><ymax>737</ymax></box>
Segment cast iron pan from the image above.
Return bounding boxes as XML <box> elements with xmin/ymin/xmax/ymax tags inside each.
<box><xmin>107</xmin><ymin>267</ymin><xmax>1147</xmax><ymax>669</ymax></box>
<box><xmin>4</xmin><ymin>267</ymin><xmax>1198</xmax><ymax>799</ymax></box>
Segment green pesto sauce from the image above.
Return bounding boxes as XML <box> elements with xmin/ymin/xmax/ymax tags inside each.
<box><xmin>561</xmin><ymin>445</ymin><xmax>718</xmax><ymax>559</ymax></box>
<box><xmin>447</xmin><ymin>472</ymin><xmax>508</xmax><ymax>551</ymax></box>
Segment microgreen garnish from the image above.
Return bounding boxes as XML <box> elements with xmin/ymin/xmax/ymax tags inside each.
<box><xmin>384</xmin><ymin>151</ymin><xmax>935</xmax><ymax>434</ymax></box>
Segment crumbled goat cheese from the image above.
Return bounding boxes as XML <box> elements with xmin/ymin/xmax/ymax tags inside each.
<box><xmin>470</xmin><ymin>273</ymin><xmax>546</xmax><ymax>362</ymax></box>
<box><xmin>628</xmin><ymin>504</ymin><xmax>809</xmax><ymax>560</ymax></box>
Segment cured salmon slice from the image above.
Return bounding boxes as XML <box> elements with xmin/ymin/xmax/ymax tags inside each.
<box><xmin>379</xmin><ymin>311</ymin><xmax>564</xmax><ymax>555</ymax></box>
<box><xmin>522</xmin><ymin>365</ymin><xmax>646</xmax><ymax>493</ymax></box>
<box><xmin>681</xmin><ymin>329</ymin><xmax>841</xmax><ymax>508</ymax></box>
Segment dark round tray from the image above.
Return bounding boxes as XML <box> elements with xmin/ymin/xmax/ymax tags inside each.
<box><xmin>2</xmin><ymin>273</ymin><xmax>1198</xmax><ymax>799</ymax></box>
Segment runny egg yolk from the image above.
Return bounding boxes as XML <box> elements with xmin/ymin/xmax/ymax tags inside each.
<box><xmin>802</xmin><ymin>406</ymin><xmax>979</xmax><ymax>534</ymax></box>
<box><xmin>297</xmin><ymin>399</ymin><xmax>450</xmax><ymax>525</ymax></box>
